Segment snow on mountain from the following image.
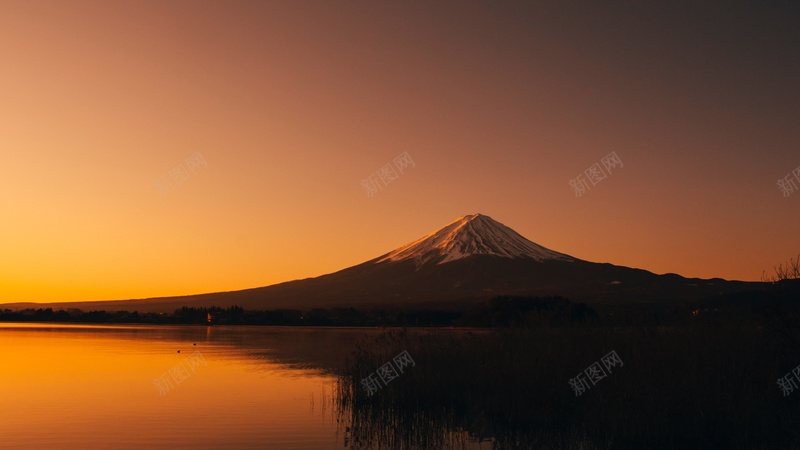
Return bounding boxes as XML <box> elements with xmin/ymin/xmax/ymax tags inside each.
<box><xmin>376</xmin><ymin>213</ymin><xmax>574</xmax><ymax>265</ymax></box>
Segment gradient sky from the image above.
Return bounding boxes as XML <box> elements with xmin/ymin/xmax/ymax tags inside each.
<box><xmin>1</xmin><ymin>0</ymin><xmax>799</xmax><ymax>303</ymax></box>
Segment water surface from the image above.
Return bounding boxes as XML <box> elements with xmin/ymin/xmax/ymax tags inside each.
<box><xmin>0</xmin><ymin>324</ymin><xmax>372</xmax><ymax>449</ymax></box>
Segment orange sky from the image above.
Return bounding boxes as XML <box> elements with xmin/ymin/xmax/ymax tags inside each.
<box><xmin>1</xmin><ymin>0</ymin><xmax>799</xmax><ymax>303</ymax></box>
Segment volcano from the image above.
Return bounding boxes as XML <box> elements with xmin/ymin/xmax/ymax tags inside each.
<box><xmin>0</xmin><ymin>213</ymin><xmax>760</xmax><ymax>312</ymax></box>
<box><xmin>377</xmin><ymin>214</ymin><xmax>573</xmax><ymax>265</ymax></box>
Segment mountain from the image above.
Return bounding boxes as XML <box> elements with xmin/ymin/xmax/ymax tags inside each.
<box><xmin>1</xmin><ymin>213</ymin><xmax>760</xmax><ymax>313</ymax></box>
<box><xmin>377</xmin><ymin>214</ymin><xmax>573</xmax><ymax>265</ymax></box>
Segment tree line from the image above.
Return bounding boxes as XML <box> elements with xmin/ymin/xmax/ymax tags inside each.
<box><xmin>0</xmin><ymin>297</ymin><xmax>598</xmax><ymax>327</ymax></box>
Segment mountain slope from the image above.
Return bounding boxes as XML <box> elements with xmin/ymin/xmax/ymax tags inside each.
<box><xmin>0</xmin><ymin>213</ymin><xmax>761</xmax><ymax>312</ymax></box>
<box><xmin>377</xmin><ymin>214</ymin><xmax>573</xmax><ymax>265</ymax></box>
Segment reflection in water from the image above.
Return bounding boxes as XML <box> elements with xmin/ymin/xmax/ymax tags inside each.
<box><xmin>0</xmin><ymin>324</ymin><xmax>372</xmax><ymax>450</ymax></box>
<box><xmin>0</xmin><ymin>324</ymin><xmax>561</xmax><ymax>449</ymax></box>
<box><xmin>334</xmin><ymin>326</ymin><xmax>800</xmax><ymax>450</ymax></box>
<box><xmin>333</xmin><ymin>328</ymin><xmax>604</xmax><ymax>450</ymax></box>
<box><xmin>334</xmin><ymin>329</ymin><xmax>504</xmax><ymax>450</ymax></box>
<box><xmin>336</xmin><ymin>394</ymin><xmax>498</xmax><ymax>450</ymax></box>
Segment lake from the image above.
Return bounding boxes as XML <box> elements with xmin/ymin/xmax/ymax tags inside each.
<box><xmin>2</xmin><ymin>323</ymin><xmax>796</xmax><ymax>449</ymax></box>
<box><xmin>1</xmin><ymin>324</ymin><xmax>480</xmax><ymax>450</ymax></box>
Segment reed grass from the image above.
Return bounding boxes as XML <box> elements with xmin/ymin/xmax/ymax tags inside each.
<box><xmin>336</xmin><ymin>326</ymin><xmax>800</xmax><ymax>449</ymax></box>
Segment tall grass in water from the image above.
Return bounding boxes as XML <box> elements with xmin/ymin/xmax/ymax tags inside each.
<box><xmin>336</xmin><ymin>326</ymin><xmax>800</xmax><ymax>449</ymax></box>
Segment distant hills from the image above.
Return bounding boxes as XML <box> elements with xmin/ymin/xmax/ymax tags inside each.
<box><xmin>1</xmin><ymin>213</ymin><xmax>761</xmax><ymax>313</ymax></box>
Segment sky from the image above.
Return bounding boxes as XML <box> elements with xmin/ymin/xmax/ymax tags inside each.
<box><xmin>1</xmin><ymin>0</ymin><xmax>799</xmax><ymax>303</ymax></box>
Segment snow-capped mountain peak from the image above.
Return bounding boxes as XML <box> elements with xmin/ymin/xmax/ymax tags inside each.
<box><xmin>376</xmin><ymin>213</ymin><xmax>574</xmax><ymax>265</ymax></box>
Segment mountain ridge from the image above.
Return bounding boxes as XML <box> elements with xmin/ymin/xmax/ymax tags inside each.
<box><xmin>376</xmin><ymin>213</ymin><xmax>574</xmax><ymax>265</ymax></box>
<box><xmin>0</xmin><ymin>213</ymin><xmax>762</xmax><ymax>313</ymax></box>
